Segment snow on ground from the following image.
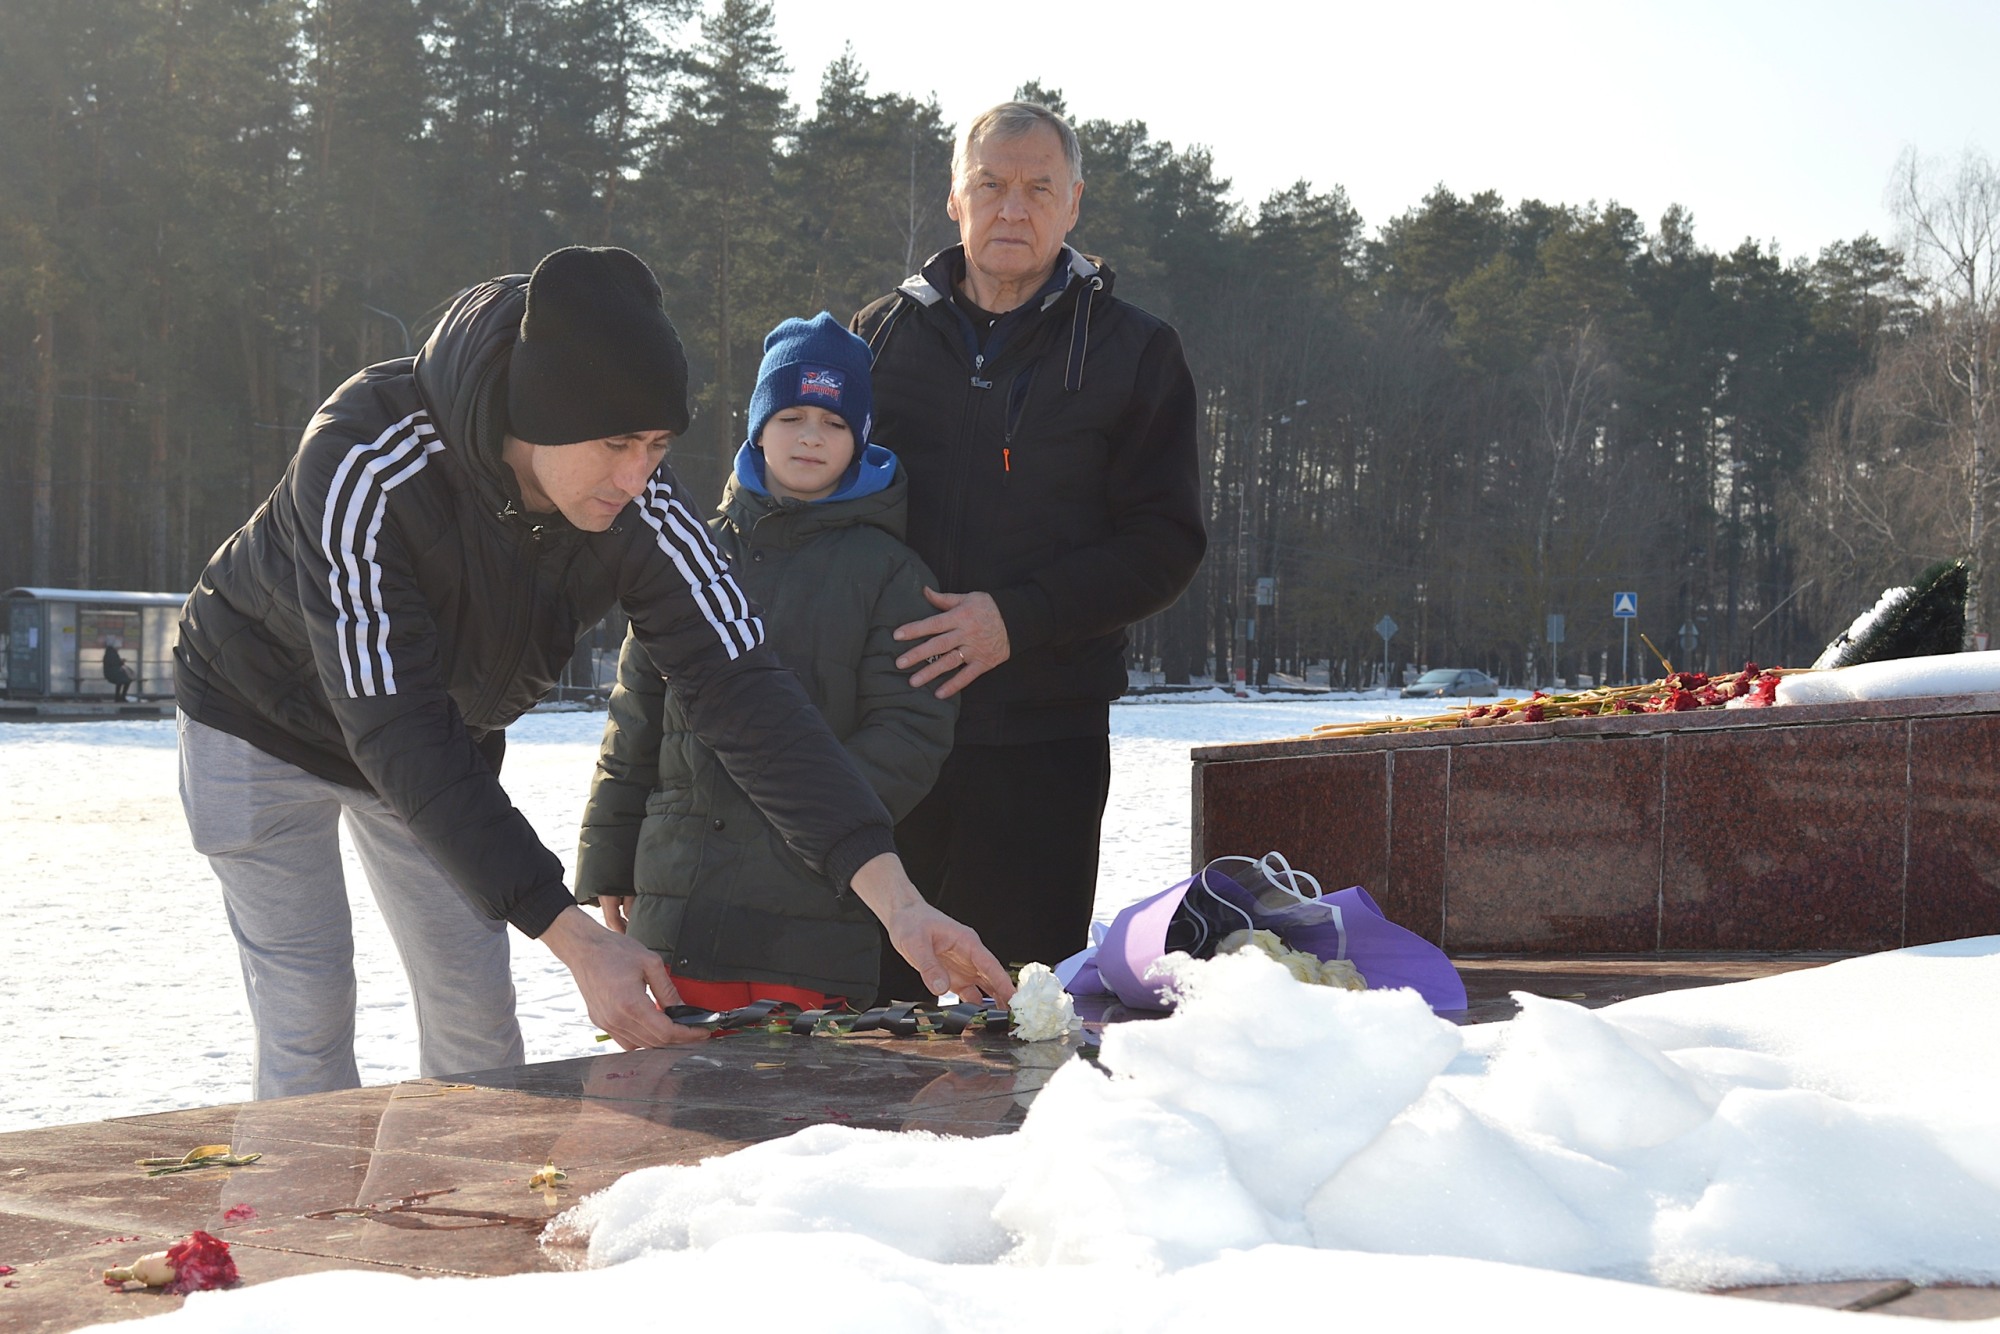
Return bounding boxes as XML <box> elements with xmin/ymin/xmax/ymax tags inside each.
<box><xmin>549</xmin><ymin>943</ymin><xmax>2000</xmax><ymax>1292</ymax></box>
<box><xmin>83</xmin><ymin>943</ymin><xmax>2000</xmax><ymax>1333</ymax></box>
<box><xmin>0</xmin><ymin>696</ymin><xmax>1389</xmax><ymax>1133</ymax></box>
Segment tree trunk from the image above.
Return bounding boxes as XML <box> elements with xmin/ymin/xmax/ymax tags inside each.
<box><xmin>76</xmin><ymin>308</ymin><xmax>99</xmax><ymax>588</ymax></box>
<box><xmin>716</xmin><ymin>219</ymin><xmax>734</xmax><ymax>474</ymax></box>
<box><xmin>31</xmin><ymin>310</ymin><xmax>57</xmax><ymax>587</ymax></box>
<box><xmin>1967</xmin><ymin>348</ymin><xmax>1987</xmax><ymax>648</ymax></box>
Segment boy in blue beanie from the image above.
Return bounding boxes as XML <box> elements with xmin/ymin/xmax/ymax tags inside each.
<box><xmin>574</xmin><ymin>314</ymin><xmax>956</xmax><ymax>1008</ymax></box>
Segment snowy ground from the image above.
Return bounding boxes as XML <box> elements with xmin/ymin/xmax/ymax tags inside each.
<box><xmin>0</xmin><ymin>694</ymin><xmax>1390</xmax><ymax>1134</ymax></box>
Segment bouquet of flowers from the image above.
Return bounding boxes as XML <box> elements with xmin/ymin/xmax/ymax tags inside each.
<box><xmin>1309</xmin><ymin>663</ymin><xmax>1793</xmax><ymax>739</ymax></box>
<box><xmin>1058</xmin><ymin>853</ymin><xmax>1466</xmax><ymax>1014</ymax></box>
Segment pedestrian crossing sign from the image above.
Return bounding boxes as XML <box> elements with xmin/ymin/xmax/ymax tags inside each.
<box><xmin>1613</xmin><ymin>591</ymin><xmax>1638</xmax><ymax>618</ymax></box>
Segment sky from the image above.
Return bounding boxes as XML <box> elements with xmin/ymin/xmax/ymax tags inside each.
<box><xmin>762</xmin><ymin>0</ymin><xmax>2000</xmax><ymax>263</ymax></box>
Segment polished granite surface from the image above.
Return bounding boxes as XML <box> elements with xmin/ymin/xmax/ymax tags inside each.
<box><xmin>4</xmin><ymin>960</ymin><xmax>1993</xmax><ymax>1330</ymax></box>
<box><xmin>1195</xmin><ymin>695</ymin><xmax>2000</xmax><ymax>953</ymax></box>
<box><xmin>0</xmin><ymin>1031</ymin><xmax>1050</xmax><ymax>1331</ymax></box>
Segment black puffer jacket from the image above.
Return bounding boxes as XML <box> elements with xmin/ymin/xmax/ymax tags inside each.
<box><xmin>574</xmin><ymin>458</ymin><xmax>954</xmax><ymax>1003</ymax></box>
<box><xmin>852</xmin><ymin>245</ymin><xmax>1205</xmax><ymax>744</ymax></box>
<box><xmin>175</xmin><ymin>277</ymin><xmax>898</xmax><ymax>938</ymax></box>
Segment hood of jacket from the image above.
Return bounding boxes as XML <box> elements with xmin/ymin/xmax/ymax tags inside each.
<box><xmin>411</xmin><ymin>275</ymin><xmax>531</xmax><ymax>511</ymax></box>
<box><xmin>901</xmin><ymin>244</ymin><xmax>1115</xmax><ymax>309</ymax></box>
<box><xmin>720</xmin><ymin>443</ymin><xmax>910</xmax><ymax>549</ymax></box>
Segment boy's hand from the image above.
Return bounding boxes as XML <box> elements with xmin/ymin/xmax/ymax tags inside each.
<box><xmin>539</xmin><ymin>906</ymin><xmax>708</xmax><ymax>1049</ymax></box>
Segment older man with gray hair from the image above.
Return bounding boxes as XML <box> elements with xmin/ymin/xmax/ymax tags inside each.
<box><xmin>853</xmin><ymin>100</ymin><xmax>1206</xmax><ymax>1000</ymax></box>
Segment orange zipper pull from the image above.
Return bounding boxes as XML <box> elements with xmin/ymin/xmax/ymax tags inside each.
<box><xmin>1003</xmin><ymin>448</ymin><xmax>1011</xmax><ymax>473</ymax></box>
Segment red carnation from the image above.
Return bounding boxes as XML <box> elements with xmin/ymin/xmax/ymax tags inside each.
<box><xmin>163</xmin><ymin>1230</ymin><xmax>237</xmax><ymax>1294</ymax></box>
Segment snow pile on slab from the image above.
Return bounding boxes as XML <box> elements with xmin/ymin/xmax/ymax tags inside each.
<box><xmin>88</xmin><ymin>942</ymin><xmax>1999</xmax><ymax>1332</ymax></box>
<box><xmin>558</xmin><ymin>942</ymin><xmax>2000</xmax><ymax>1290</ymax></box>
<box><xmin>1778</xmin><ymin>650</ymin><xmax>2000</xmax><ymax>706</ymax></box>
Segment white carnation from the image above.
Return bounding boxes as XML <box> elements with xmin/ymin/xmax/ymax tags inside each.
<box><xmin>1315</xmin><ymin>957</ymin><xmax>1367</xmax><ymax>991</ymax></box>
<box><xmin>1219</xmin><ymin>928</ymin><xmax>1368</xmax><ymax>991</ymax></box>
<box><xmin>1009</xmin><ymin>962</ymin><xmax>1080</xmax><ymax>1042</ymax></box>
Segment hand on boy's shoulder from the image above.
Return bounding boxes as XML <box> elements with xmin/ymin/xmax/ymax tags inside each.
<box><xmin>892</xmin><ymin>588</ymin><xmax>1010</xmax><ymax>700</ymax></box>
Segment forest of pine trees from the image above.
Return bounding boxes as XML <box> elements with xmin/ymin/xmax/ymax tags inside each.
<box><xmin>4</xmin><ymin>0</ymin><xmax>1997</xmax><ymax>686</ymax></box>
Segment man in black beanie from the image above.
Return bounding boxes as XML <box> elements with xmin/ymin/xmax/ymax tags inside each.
<box><xmin>176</xmin><ymin>247</ymin><xmax>1013</xmax><ymax>1101</ymax></box>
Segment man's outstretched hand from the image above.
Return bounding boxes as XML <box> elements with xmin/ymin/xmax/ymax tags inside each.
<box><xmin>540</xmin><ymin>905</ymin><xmax>710</xmax><ymax>1049</ymax></box>
<box><xmin>849</xmin><ymin>853</ymin><xmax>1016</xmax><ymax>1003</ymax></box>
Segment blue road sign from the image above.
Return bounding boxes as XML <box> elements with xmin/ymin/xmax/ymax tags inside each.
<box><xmin>1613</xmin><ymin>591</ymin><xmax>1638</xmax><ymax>619</ymax></box>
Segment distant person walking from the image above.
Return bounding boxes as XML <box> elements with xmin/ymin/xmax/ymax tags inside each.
<box><xmin>102</xmin><ymin>641</ymin><xmax>133</xmax><ymax>702</ymax></box>
<box><xmin>853</xmin><ymin>101</ymin><xmax>1205</xmax><ymax>997</ymax></box>
<box><xmin>175</xmin><ymin>246</ymin><xmax>1012</xmax><ymax>1101</ymax></box>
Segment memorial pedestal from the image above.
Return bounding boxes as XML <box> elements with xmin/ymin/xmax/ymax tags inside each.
<box><xmin>1194</xmin><ymin>691</ymin><xmax>2000</xmax><ymax>954</ymax></box>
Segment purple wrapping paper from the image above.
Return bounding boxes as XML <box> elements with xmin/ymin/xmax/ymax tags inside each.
<box><xmin>1076</xmin><ymin>867</ymin><xmax>1467</xmax><ymax>1014</ymax></box>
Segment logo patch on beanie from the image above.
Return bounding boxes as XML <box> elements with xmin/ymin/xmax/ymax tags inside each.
<box><xmin>799</xmin><ymin>367</ymin><xmax>844</xmax><ymax>404</ymax></box>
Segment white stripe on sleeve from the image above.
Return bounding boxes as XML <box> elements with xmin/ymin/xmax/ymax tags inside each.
<box><xmin>317</xmin><ymin>412</ymin><xmax>441</xmax><ymax>697</ymax></box>
<box><xmin>635</xmin><ymin>475</ymin><xmax>763</xmax><ymax>659</ymax></box>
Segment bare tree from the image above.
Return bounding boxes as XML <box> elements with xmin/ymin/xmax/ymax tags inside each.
<box><xmin>1783</xmin><ymin>363</ymin><xmax>1961</xmax><ymax>639</ymax></box>
<box><xmin>1890</xmin><ymin>146</ymin><xmax>2000</xmax><ymax>643</ymax></box>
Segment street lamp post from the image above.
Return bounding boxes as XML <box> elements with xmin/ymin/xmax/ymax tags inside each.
<box><xmin>361</xmin><ymin>303</ymin><xmax>411</xmax><ymax>357</ymax></box>
<box><xmin>1229</xmin><ymin>479</ymin><xmax>1249</xmax><ymax>697</ymax></box>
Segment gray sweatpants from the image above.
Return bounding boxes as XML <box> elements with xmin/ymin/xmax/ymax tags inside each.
<box><xmin>177</xmin><ymin>713</ymin><xmax>525</xmax><ymax>1099</ymax></box>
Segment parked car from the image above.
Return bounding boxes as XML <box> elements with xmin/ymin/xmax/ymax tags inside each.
<box><xmin>1401</xmin><ymin>667</ymin><xmax>1500</xmax><ymax>699</ymax></box>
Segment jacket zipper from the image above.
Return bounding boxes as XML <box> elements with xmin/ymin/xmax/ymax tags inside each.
<box><xmin>467</xmin><ymin>507</ymin><xmax>546</xmax><ymax>726</ymax></box>
<box><xmin>941</xmin><ymin>351</ymin><xmax>989</xmax><ymax>591</ymax></box>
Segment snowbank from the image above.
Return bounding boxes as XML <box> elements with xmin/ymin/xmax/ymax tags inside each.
<box><xmin>1778</xmin><ymin>650</ymin><xmax>2000</xmax><ymax>706</ymax></box>
<box><xmin>85</xmin><ymin>942</ymin><xmax>1999</xmax><ymax>1331</ymax></box>
<box><xmin>92</xmin><ymin>1241</ymin><xmax>1900</xmax><ymax>1333</ymax></box>
<box><xmin>554</xmin><ymin>942</ymin><xmax>1999</xmax><ymax>1290</ymax></box>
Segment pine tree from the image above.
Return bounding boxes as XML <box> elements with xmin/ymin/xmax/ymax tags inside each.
<box><xmin>636</xmin><ymin>0</ymin><xmax>794</xmax><ymax>490</ymax></box>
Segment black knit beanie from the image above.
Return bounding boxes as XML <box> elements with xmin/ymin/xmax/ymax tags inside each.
<box><xmin>507</xmin><ymin>246</ymin><xmax>691</xmax><ymax>445</ymax></box>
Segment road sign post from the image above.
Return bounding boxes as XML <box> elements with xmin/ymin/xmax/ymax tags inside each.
<box><xmin>1613</xmin><ymin>591</ymin><xmax>1637</xmax><ymax>683</ymax></box>
<box><xmin>1375</xmin><ymin>614</ymin><xmax>1398</xmax><ymax>696</ymax></box>
<box><xmin>1546</xmin><ymin>613</ymin><xmax>1565</xmax><ymax>688</ymax></box>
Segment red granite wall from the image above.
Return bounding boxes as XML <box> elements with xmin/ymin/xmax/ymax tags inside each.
<box><xmin>1193</xmin><ymin>694</ymin><xmax>2000</xmax><ymax>953</ymax></box>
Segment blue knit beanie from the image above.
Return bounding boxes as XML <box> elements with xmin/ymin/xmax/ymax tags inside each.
<box><xmin>746</xmin><ymin>313</ymin><xmax>873</xmax><ymax>449</ymax></box>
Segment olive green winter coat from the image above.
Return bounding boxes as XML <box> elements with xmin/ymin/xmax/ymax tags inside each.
<box><xmin>574</xmin><ymin>461</ymin><xmax>954</xmax><ymax>1004</ymax></box>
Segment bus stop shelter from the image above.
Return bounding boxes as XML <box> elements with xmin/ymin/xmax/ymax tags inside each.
<box><xmin>3</xmin><ymin>587</ymin><xmax>185</xmax><ymax>701</ymax></box>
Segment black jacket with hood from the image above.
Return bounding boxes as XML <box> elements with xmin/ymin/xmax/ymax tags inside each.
<box><xmin>851</xmin><ymin>245</ymin><xmax>1206</xmax><ymax>745</ymax></box>
<box><xmin>175</xmin><ymin>275</ymin><xmax>898</xmax><ymax>938</ymax></box>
